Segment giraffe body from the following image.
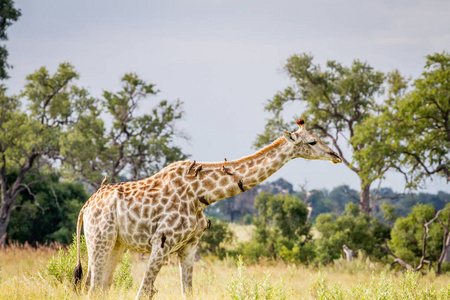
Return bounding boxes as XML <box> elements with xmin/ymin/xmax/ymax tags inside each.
<box><xmin>74</xmin><ymin>118</ymin><xmax>342</xmax><ymax>299</ymax></box>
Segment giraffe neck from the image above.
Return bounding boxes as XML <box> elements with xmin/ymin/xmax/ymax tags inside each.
<box><xmin>197</xmin><ymin>137</ymin><xmax>293</xmax><ymax>205</ymax></box>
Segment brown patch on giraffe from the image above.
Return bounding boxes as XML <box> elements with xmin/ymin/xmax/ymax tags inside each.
<box><xmin>161</xmin><ymin>197</ymin><xmax>169</xmax><ymax>206</ymax></box>
<box><xmin>176</xmin><ymin>167</ymin><xmax>184</xmax><ymax>177</ymax></box>
<box><xmin>135</xmin><ymin>191</ymin><xmax>144</xmax><ymax>200</ymax></box>
<box><xmin>183</xmin><ymin>174</ymin><xmax>196</xmax><ymax>183</ymax></box>
<box><xmin>142</xmin><ymin>196</ymin><xmax>151</xmax><ymax>205</ymax></box>
<box><xmin>214</xmin><ymin>188</ymin><xmax>226</xmax><ymax>199</ymax></box>
<box><xmin>173</xmin><ymin>220</ymin><xmax>183</xmax><ymax>232</ymax></box>
<box><xmin>165</xmin><ymin>201</ymin><xmax>179</xmax><ymax>213</ymax></box>
<box><xmin>142</xmin><ymin>206</ymin><xmax>150</xmax><ymax>219</ymax></box>
<box><xmin>136</xmin><ymin>222</ymin><xmax>151</xmax><ymax>235</ymax></box>
<box><xmin>202</xmin><ymin>178</ymin><xmax>216</xmax><ymax>190</ymax></box>
<box><xmin>93</xmin><ymin>209</ymin><xmax>101</xmax><ymax>219</ymax></box>
<box><xmin>151</xmin><ymin>180</ymin><xmax>163</xmax><ymax>190</ymax></box>
<box><xmin>162</xmin><ymin>184</ymin><xmax>171</xmax><ymax>195</ymax></box>
<box><xmin>191</xmin><ymin>181</ymin><xmax>200</xmax><ymax>191</ymax></box>
<box><xmin>236</xmin><ymin>164</ymin><xmax>248</xmax><ymax>174</ymax></box>
<box><xmin>172</xmin><ymin>177</ymin><xmax>184</xmax><ymax>188</ymax></box>
<box><xmin>219</xmin><ymin>177</ymin><xmax>230</xmax><ymax>186</ymax></box>
<box><xmin>166</xmin><ymin>214</ymin><xmax>179</xmax><ymax>227</ymax></box>
<box><xmin>131</xmin><ymin>203</ymin><xmax>142</xmax><ymax>218</ymax></box>
<box><xmin>179</xmin><ymin>201</ymin><xmax>188</xmax><ymax>214</ymax></box>
<box><xmin>210</xmin><ymin>172</ymin><xmax>220</xmax><ymax>181</ymax></box>
<box><xmin>152</xmin><ymin>204</ymin><xmax>164</xmax><ymax>216</ymax></box>
<box><xmin>247</xmin><ymin>160</ymin><xmax>255</xmax><ymax>168</ymax></box>
<box><xmin>127</xmin><ymin>214</ymin><xmax>137</xmax><ymax>232</ymax></box>
<box><xmin>256</xmin><ymin>157</ymin><xmax>264</xmax><ymax>165</ymax></box>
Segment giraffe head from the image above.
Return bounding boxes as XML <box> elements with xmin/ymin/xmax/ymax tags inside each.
<box><xmin>282</xmin><ymin>118</ymin><xmax>342</xmax><ymax>164</ymax></box>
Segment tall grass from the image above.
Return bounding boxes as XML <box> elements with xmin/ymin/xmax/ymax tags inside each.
<box><xmin>1</xmin><ymin>245</ymin><xmax>450</xmax><ymax>299</ymax></box>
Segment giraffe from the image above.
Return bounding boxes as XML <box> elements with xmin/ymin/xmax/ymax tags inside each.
<box><xmin>73</xmin><ymin>118</ymin><xmax>342</xmax><ymax>299</ymax></box>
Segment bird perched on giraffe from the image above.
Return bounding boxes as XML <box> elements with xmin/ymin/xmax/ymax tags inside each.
<box><xmin>73</xmin><ymin>118</ymin><xmax>342</xmax><ymax>299</ymax></box>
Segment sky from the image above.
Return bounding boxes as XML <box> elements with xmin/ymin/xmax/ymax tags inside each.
<box><xmin>5</xmin><ymin>0</ymin><xmax>450</xmax><ymax>194</ymax></box>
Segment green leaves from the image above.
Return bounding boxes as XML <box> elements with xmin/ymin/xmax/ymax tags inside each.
<box><xmin>257</xmin><ymin>53</ymin><xmax>394</xmax><ymax>214</ymax></box>
<box><xmin>354</xmin><ymin>52</ymin><xmax>450</xmax><ymax>188</ymax></box>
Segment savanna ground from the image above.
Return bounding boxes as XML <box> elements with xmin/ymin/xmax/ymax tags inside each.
<box><xmin>1</xmin><ymin>225</ymin><xmax>450</xmax><ymax>300</ymax></box>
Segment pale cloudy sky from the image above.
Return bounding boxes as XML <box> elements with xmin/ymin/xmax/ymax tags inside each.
<box><xmin>6</xmin><ymin>0</ymin><xmax>450</xmax><ymax>193</ymax></box>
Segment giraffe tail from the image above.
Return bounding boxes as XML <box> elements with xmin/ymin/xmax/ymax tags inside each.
<box><xmin>73</xmin><ymin>210</ymin><xmax>84</xmax><ymax>287</ymax></box>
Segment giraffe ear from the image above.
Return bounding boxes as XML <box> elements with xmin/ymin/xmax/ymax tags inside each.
<box><xmin>283</xmin><ymin>131</ymin><xmax>297</xmax><ymax>143</ymax></box>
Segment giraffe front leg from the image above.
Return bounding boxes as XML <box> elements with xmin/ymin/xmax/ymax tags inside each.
<box><xmin>178</xmin><ymin>243</ymin><xmax>197</xmax><ymax>297</ymax></box>
<box><xmin>135</xmin><ymin>237</ymin><xmax>171</xmax><ymax>300</ymax></box>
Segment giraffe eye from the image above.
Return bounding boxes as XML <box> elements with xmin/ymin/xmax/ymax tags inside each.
<box><xmin>308</xmin><ymin>141</ymin><xmax>317</xmax><ymax>146</ymax></box>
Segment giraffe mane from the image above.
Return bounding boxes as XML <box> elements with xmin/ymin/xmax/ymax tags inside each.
<box><xmin>197</xmin><ymin>136</ymin><xmax>286</xmax><ymax>168</ymax></box>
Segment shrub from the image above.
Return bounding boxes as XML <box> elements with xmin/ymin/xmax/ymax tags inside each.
<box><xmin>314</xmin><ymin>202</ymin><xmax>390</xmax><ymax>264</ymax></box>
<box><xmin>47</xmin><ymin>234</ymin><xmax>133</xmax><ymax>289</ymax></box>
<box><xmin>113</xmin><ymin>250</ymin><xmax>133</xmax><ymax>290</ymax></box>
<box><xmin>47</xmin><ymin>234</ymin><xmax>87</xmax><ymax>284</ymax></box>
<box><xmin>198</xmin><ymin>218</ymin><xmax>234</xmax><ymax>259</ymax></box>
<box><xmin>241</xmin><ymin>193</ymin><xmax>313</xmax><ymax>263</ymax></box>
<box><xmin>390</xmin><ymin>204</ymin><xmax>446</xmax><ymax>267</ymax></box>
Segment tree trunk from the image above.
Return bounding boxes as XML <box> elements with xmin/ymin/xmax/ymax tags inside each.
<box><xmin>342</xmin><ymin>244</ymin><xmax>358</xmax><ymax>262</ymax></box>
<box><xmin>359</xmin><ymin>180</ymin><xmax>371</xmax><ymax>215</ymax></box>
<box><xmin>0</xmin><ymin>196</ymin><xmax>14</xmax><ymax>246</ymax></box>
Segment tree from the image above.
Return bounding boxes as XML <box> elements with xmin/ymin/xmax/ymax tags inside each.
<box><xmin>256</xmin><ymin>54</ymin><xmax>401</xmax><ymax>214</ymax></box>
<box><xmin>8</xmin><ymin>173</ymin><xmax>87</xmax><ymax>244</ymax></box>
<box><xmin>242</xmin><ymin>192</ymin><xmax>313</xmax><ymax>262</ymax></box>
<box><xmin>197</xmin><ymin>218</ymin><xmax>234</xmax><ymax>259</ymax></box>
<box><xmin>61</xmin><ymin>73</ymin><xmax>188</xmax><ymax>188</ymax></box>
<box><xmin>389</xmin><ymin>204</ymin><xmax>443</xmax><ymax>268</ymax></box>
<box><xmin>356</xmin><ymin>52</ymin><xmax>449</xmax><ymax>190</ymax></box>
<box><xmin>0</xmin><ymin>0</ymin><xmax>21</xmax><ymax>80</ymax></box>
<box><xmin>0</xmin><ymin>63</ymin><xmax>97</xmax><ymax>245</ymax></box>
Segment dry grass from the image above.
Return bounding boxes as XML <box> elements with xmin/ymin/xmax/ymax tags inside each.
<box><xmin>1</xmin><ymin>245</ymin><xmax>450</xmax><ymax>299</ymax></box>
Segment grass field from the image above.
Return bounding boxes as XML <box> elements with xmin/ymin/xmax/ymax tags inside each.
<box><xmin>0</xmin><ymin>226</ymin><xmax>450</xmax><ymax>299</ymax></box>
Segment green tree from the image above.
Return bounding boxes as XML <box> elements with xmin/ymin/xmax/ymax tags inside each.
<box><xmin>0</xmin><ymin>63</ymin><xmax>97</xmax><ymax>245</ymax></box>
<box><xmin>198</xmin><ymin>218</ymin><xmax>234</xmax><ymax>259</ymax></box>
<box><xmin>243</xmin><ymin>192</ymin><xmax>312</xmax><ymax>262</ymax></box>
<box><xmin>314</xmin><ymin>202</ymin><xmax>390</xmax><ymax>264</ymax></box>
<box><xmin>8</xmin><ymin>173</ymin><xmax>87</xmax><ymax>244</ymax></box>
<box><xmin>256</xmin><ymin>54</ymin><xmax>401</xmax><ymax>214</ymax></box>
<box><xmin>355</xmin><ymin>52</ymin><xmax>449</xmax><ymax>190</ymax></box>
<box><xmin>0</xmin><ymin>0</ymin><xmax>21</xmax><ymax>80</ymax></box>
<box><xmin>61</xmin><ymin>73</ymin><xmax>188</xmax><ymax>188</ymax></box>
<box><xmin>389</xmin><ymin>204</ymin><xmax>445</xmax><ymax>268</ymax></box>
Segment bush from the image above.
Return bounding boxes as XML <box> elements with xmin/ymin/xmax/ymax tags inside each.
<box><xmin>389</xmin><ymin>203</ymin><xmax>450</xmax><ymax>271</ymax></box>
<box><xmin>47</xmin><ymin>234</ymin><xmax>87</xmax><ymax>284</ymax></box>
<box><xmin>113</xmin><ymin>250</ymin><xmax>133</xmax><ymax>289</ymax></box>
<box><xmin>198</xmin><ymin>218</ymin><xmax>234</xmax><ymax>259</ymax></box>
<box><xmin>241</xmin><ymin>193</ymin><xmax>313</xmax><ymax>263</ymax></box>
<box><xmin>314</xmin><ymin>203</ymin><xmax>390</xmax><ymax>264</ymax></box>
<box><xmin>47</xmin><ymin>234</ymin><xmax>133</xmax><ymax>289</ymax></box>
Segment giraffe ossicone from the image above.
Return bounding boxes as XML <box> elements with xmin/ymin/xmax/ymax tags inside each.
<box><xmin>73</xmin><ymin>118</ymin><xmax>342</xmax><ymax>299</ymax></box>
